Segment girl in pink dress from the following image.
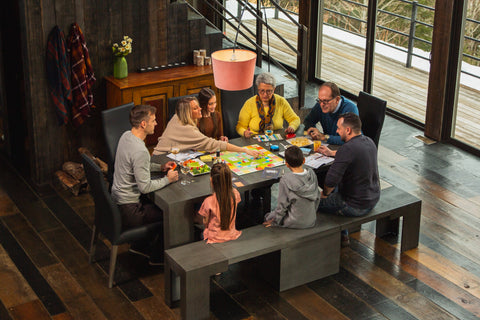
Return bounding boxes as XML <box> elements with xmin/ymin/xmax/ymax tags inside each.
<box><xmin>197</xmin><ymin>163</ymin><xmax>242</xmax><ymax>243</ymax></box>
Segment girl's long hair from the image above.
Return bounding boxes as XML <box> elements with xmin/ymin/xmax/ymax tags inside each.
<box><xmin>197</xmin><ymin>88</ymin><xmax>218</xmax><ymax>138</ymax></box>
<box><xmin>210</xmin><ymin>163</ymin><xmax>236</xmax><ymax>230</ymax></box>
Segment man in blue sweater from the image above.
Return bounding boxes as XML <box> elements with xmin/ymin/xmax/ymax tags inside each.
<box><xmin>304</xmin><ymin>82</ymin><xmax>358</xmax><ymax>145</ymax></box>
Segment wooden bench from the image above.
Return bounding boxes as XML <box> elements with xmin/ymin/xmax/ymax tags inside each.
<box><xmin>164</xmin><ymin>186</ymin><xmax>421</xmax><ymax>320</ymax></box>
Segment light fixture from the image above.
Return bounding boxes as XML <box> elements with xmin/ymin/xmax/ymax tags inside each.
<box><xmin>211</xmin><ymin>2</ymin><xmax>256</xmax><ymax>91</ymax></box>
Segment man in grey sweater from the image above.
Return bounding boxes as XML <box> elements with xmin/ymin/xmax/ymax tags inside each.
<box><xmin>264</xmin><ymin>146</ymin><xmax>321</xmax><ymax>229</ymax></box>
<box><xmin>111</xmin><ymin>104</ymin><xmax>178</xmax><ymax>264</ymax></box>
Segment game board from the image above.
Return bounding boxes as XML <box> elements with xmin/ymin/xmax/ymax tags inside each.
<box><xmin>254</xmin><ymin>133</ymin><xmax>284</xmax><ymax>142</ymax></box>
<box><xmin>220</xmin><ymin>144</ymin><xmax>284</xmax><ymax>176</ymax></box>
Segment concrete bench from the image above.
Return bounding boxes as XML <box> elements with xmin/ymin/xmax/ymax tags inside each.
<box><xmin>318</xmin><ymin>185</ymin><xmax>422</xmax><ymax>252</ymax></box>
<box><xmin>164</xmin><ymin>186</ymin><xmax>421</xmax><ymax>320</ymax></box>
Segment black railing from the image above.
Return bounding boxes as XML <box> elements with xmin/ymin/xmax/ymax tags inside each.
<box><xmin>324</xmin><ymin>0</ymin><xmax>480</xmax><ymax>79</ymax></box>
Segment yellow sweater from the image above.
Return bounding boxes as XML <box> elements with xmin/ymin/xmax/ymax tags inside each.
<box><xmin>236</xmin><ymin>94</ymin><xmax>300</xmax><ymax>136</ymax></box>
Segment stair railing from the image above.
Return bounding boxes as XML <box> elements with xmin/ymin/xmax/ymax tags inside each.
<box><xmin>187</xmin><ymin>0</ymin><xmax>308</xmax><ymax>108</ymax></box>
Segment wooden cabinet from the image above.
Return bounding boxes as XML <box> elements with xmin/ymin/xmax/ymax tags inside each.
<box><xmin>105</xmin><ymin>65</ymin><xmax>221</xmax><ymax>145</ymax></box>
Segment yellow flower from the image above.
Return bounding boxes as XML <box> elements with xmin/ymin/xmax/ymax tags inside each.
<box><xmin>121</xmin><ymin>40</ymin><xmax>127</xmax><ymax>46</ymax></box>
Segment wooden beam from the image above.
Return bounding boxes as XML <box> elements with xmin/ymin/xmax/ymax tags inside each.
<box><xmin>424</xmin><ymin>0</ymin><xmax>456</xmax><ymax>140</ymax></box>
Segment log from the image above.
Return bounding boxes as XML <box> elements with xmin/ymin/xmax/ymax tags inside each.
<box><xmin>62</xmin><ymin>161</ymin><xmax>86</xmax><ymax>184</ymax></box>
<box><xmin>55</xmin><ymin>170</ymin><xmax>82</xmax><ymax>196</ymax></box>
<box><xmin>78</xmin><ymin>147</ymin><xmax>108</xmax><ymax>174</ymax></box>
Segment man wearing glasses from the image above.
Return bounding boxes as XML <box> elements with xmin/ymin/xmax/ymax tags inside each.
<box><xmin>304</xmin><ymin>82</ymin><xmax>358</xmax><ymax>145</ymax></box>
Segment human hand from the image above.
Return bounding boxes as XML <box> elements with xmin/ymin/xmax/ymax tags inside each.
<box><xmin>163</xmin><ymin>161</ymin><xmax>176</xmax><ymax>171</ymax></box>
<box><xmin>166</xmin><ymin>169</ymin><xmax>179</xmax><ymax>183</ymax></box>
<box><xmin>306</xmin><ymin>127</ymin><xmax>321</xmax><ymax>140</ymax></box>
<box><xmin>285</xmin><ymin>126</ymin><xmax>295</xmax><ymax>134</ymax></box>
<box><xmin>244</xmin><ymin>129</ymin><xmax>252</xmax><ymax>138</ymax></box>
<box><xmin>317</xmin><ymin>145</ymin><xmax>333</xmax><ymax>157</ymax></box>
<box><xmin>263</xmin><ymin>219</ymin><xmax>274</xmax><ymax>227</ymax></box>
<box><xmin>245</xmin><ymin>148</ymin><xmax>261</xmax><ymax>158</ymax></box>
<box><xmin>220</xmin><ymin>136</ymin><xmax>229</xmax><ymax>142</ymax></box>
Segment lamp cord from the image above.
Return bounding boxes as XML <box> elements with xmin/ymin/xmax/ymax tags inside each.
<box><xmin>232</xmin><ymin>1</ymin><xmax>248</xmax><ymax>60</ymax></box>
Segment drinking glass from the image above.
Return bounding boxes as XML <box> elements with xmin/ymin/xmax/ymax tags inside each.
<box><xmin>170</xmin><ymin>143</ymin><xmax>180</xmax><ymax>161</ymax></box>
<box><xmin>180</xmin><ymin>163</ymin><xmax>191</xmax><ymax>185</ymax></box>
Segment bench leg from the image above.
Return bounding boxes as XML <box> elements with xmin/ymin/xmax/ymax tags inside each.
<box><xmin>261</xmin><ymin>232</ymin><xmax>340</xmax><ymax>291</ymax></box>
<box><xmin>376</xmin><ymin>217</ymin><xmax>400</xmax><ymax>237</ymax></box>
<box><xmin>165</xmin><ymin>261</ymin><xmax>182</xmax><ymax>307</ymax></box>
<box><xmin>400</xmin><ymin>201</ymin><xmax>422</xmax><ymax>252</ymax></box>
<box><xmin>181</xmin><ymin>271</ymin><xmax>211</xmax><ymax>320</ymax></box>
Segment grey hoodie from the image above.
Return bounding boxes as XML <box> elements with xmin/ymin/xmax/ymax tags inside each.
<box><xmin>265</xmin><ymin>167</ymin><xmax>321</xmax><ymax>228</ymax></box>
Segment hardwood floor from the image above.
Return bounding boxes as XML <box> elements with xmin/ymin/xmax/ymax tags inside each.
<box><xmin>1</xmin><ymin>115</ymin><xmax>480</xmax><ymax>319</ymax></box>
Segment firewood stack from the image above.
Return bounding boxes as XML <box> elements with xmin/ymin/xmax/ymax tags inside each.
<box><xmin>54</xmin><ymin>147</ymin><xmax>108</xmax><ymax>196</ymax></box>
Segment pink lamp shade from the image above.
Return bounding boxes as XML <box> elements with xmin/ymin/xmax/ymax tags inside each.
<box><xmin>211</xmin><ymin>49</ymin><xmax>257</xmax><ymax>91</ymax></box>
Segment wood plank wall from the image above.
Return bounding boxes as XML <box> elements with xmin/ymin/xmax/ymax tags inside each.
<box><xmin>18</xmin><ymin>0</ymin><xmax>186</xmax><ymax>185</ymax></box>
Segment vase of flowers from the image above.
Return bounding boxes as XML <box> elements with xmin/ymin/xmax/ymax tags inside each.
<box><xmin>112</xmin><ymin>36</ymin><xmax>132</xmax><ymax>79</ymax></box>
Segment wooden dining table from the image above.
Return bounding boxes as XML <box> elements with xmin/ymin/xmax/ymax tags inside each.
<box><xmin>151</xmin><ymin>132</ymin><xmax>335</xmax><ymax>251</ymax></box>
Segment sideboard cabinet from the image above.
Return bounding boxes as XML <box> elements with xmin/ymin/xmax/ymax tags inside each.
<box><xmin>105</xmin><ymin>65</ymin><xmax>220</xmax><ymax>146</ymax></box>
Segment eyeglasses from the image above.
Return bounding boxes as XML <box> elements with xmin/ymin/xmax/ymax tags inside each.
<box><xmin>258</xmin><ymin>89</ymin><xmax>274</xmax><ymax>95</ymax></box>
<box><xmin>316</xmin><ymin>97</ymin><xmax>336</xmax><ymax>105</ymax></box>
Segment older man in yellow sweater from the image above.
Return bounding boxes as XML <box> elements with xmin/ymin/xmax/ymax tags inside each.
<box><xmin>236</xmin><ymin>72</ymin><xmax>300</xmax><ymax>138</ymax></box>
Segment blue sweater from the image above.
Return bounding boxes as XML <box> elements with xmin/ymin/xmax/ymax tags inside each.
<box><xmin>303</xmin><ymin>96</ymin><xmax>358</xmax><ymax>145</ymax></box>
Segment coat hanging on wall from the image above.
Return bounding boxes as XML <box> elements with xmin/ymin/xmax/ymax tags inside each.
<box><xmin>46</xmin><ymin>25</ymin><xmax>72</xmax><ymax>125</ymax></box>
<box><xmin>67</xmin><ymin>22</ymin><xmax>96</xmax><ymax>127</ymax></box>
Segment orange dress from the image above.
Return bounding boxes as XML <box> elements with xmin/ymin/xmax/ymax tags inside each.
<box><xmin>198</xmin><ymin>189</ymin><xmax>242</xmax><ymax>243</ymax></box>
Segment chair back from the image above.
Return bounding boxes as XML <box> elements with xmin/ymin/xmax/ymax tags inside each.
<box><xmin>220</xmin><ymin>87</ymin><xmax>254</xmax><ymax>139</ymax></box>
<box><xmin>357</xmin><ymin>91</ymin><xmax>387</xmax><ymax>148</ymax></box>
<box><xmin>167</xmin><ymin>94</ymin><xmax>197</xmax><ymax>121</ymax></box>
<box><xmin>101</xmin><ymin>102</ymin><xmax>134</xmax><ymax>166</ymax></box>
<box><xmin>81</xmin><ymin>153</ymin><xmax>122</xmax><ymax>243</ymax></box>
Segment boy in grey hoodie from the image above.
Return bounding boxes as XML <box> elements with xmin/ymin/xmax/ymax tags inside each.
<box><xmin>264</xmin><ymin>146</ymin><xmax>321</xmax><ymax>228</ymax></box>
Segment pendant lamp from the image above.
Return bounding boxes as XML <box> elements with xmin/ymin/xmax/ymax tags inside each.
<box><xmin>211</xmin><ymin>2</ymin><xmax>256</xmax><ymax>91</ymax></box>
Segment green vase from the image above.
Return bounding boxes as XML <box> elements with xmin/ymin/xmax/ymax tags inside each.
<box><xmin>113</xmin><ymin>56</ymin><xmax>128</xmax><ymax>79</ymax></box>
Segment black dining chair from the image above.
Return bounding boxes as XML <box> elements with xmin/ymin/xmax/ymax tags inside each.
<box><xmin>357</xmin><ymin>91</ymin><xmax>387</xmax><ymax>148</ymax></box>
<box><xmin>82</xmin><ymin>153</ymin><xmax>162</xmax><ymax>288</ymax></box>
<box><xmin>220</xmin><ymin>87</ymin><xmax>255</xmax><ymax>139</ymax></box>
<box><xmin>101</xmin><ymin>102</ymin><xmax>134</xmax><ymax>185</ymax></box>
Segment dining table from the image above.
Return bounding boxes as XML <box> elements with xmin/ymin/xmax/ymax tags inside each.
<box><xmin>151</xmin><ymin>135</ymin><xmax>287</xmax><ymax>250</ymax></box>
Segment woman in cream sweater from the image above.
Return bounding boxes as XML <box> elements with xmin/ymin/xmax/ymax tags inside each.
<box><xmin>153</xmin><ymin>97</ymin><xmax>259</xmax><ymax>157</ymax></box>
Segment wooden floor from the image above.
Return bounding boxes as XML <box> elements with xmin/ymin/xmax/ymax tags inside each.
<box><xmin>226</xmin><ymin>18</ymin><xmax>480</xmax><ymax>150</ymax></box>
<box><xmin>1</xmin><ymin>114</ymin><xmax>480</xmax><ymax>319</ymax></box>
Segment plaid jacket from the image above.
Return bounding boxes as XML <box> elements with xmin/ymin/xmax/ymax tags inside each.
<box><xmin>67</xmin><ymin>23</ymin><xmax>96</xmax><ymax>127</ymax></box>
<box><xmin>46</xmin><ymin>26</ymin><xmax>72</xmax><ymax>125</ymax></box>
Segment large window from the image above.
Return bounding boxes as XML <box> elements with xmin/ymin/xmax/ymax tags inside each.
<box><xmin>315</xmin><ymin>0</ymin><xmax>435</xmax><ymax>125</ymax></box>
<box><xmin>372</xmin><ymin>0</ymin><xmax>434</xmax><ymax>124</ymax></box>
<box><xmin>452</xmin><ymin>0</ymin><xmax>480</xmax><ymax>150</ymax></box>
<box><xmin>316</xmin><ymin>0</ymin><xmax>367</xmax><ymax>96</ymax></box>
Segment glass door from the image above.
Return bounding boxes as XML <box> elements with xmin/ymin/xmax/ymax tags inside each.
<box><xmin>315</xmin><ymin>0</ymin><xmax>367</xmax><ymax>95</ymax></box>
<box><xmin>452</xmin><ymin>0</ymin><xmax>480</xmax><ymax>150</ymax></box>
<box><xmin>371</xmin><ymin>1</ymin><xmax>434</xmax><ymax>124</ymax></box>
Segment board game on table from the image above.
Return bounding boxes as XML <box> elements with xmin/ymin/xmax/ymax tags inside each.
<box><xmin>220</xmin><ymin>144</ymin><xmax>284</xmax><ymax>176</ymax></box>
